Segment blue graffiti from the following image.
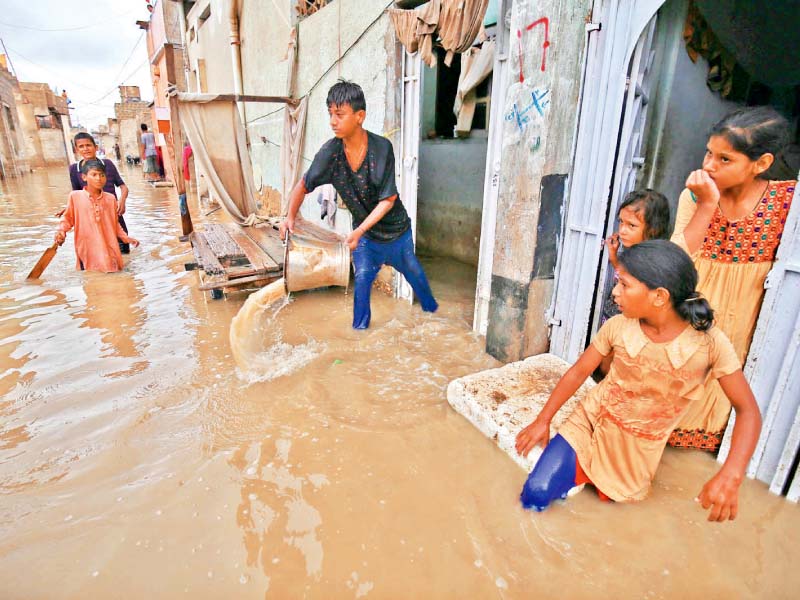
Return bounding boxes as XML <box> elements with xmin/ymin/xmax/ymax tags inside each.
<box><xmin>505</xmin><ymin>88</ymin><xmax>551</xmax><ymax>132</ymax></box>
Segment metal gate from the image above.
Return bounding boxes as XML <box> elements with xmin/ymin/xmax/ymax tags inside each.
<box><xmin>718</xmin><ymin>185</ymin><xmax>800</xmax><ymax>502</ymax></box>
<box><xmin>548</xmin><ymin>0</ymin><xmax>663</xmax><ymax>362</ymax></box>
<box><xmin>588</xmin><ymin>15</ymin><xmax>659</xmax><ymax>337</ymax></box>
<box><xmin>474</xmin><ymin>0</ymin><xmax>511</xmax><ymax>335</ymax></box>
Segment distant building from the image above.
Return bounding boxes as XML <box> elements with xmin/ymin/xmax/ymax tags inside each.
<box><xmin>92</xmin><ymin>119</ymin><xmax>120</xmax><ymax>160</ymax></box>
<box><xmin>138</xmin><ymin>0</ymin><xmax>189</xmax><ymax>182</ymax></box>
<box><xmin>0</xmin><ymin>54</ymin><xmax>26</xmax><ymax>177</ymax></box>
<box><xmin>14</xmin><ymin>81</ymin><xmax>71</xmax><ymax>168</ymax></box>
<box><xmin>114</xmin><ymin>85</ymin><xmax>152</xmax><ymax>161</ymax></box>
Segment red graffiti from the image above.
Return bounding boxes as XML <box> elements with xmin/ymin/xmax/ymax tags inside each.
<box><xmin>517</xmin><ymin>17</ymin><xmax>551</xmax><ymax>83</ymax></box>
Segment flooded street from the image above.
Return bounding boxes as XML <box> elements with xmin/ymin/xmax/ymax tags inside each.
<box><xmin>1</xmin><ymin>167</ymin><xmax>798</xmax><ymax>598</ymax></box>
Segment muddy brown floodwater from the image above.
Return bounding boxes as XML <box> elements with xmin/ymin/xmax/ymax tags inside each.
<box><xmin>1</xmin><ymin>168</ymin><xmax>798</xmax><ymax>599</ymax></box>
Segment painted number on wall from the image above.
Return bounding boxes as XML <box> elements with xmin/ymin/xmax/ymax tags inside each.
<box><xmin>517</xmin><ymin>17</ymin><xmax>551</xmax><ymax>83</ymax></box>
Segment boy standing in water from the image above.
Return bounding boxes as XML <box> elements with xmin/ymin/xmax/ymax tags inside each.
<box><xmin>56</xmin><ymin>159</ymin><xmax>139</xmax><ymax>272</ymax></box>
<box><xmin>68</xmin><ymin>132</ymin><xmax>131</xmax><ymax>253</ymax></box>
<box><xmin>280</xmin><ymin>80</ymin><xmax>438</xmax><ymax>329</ymax></box>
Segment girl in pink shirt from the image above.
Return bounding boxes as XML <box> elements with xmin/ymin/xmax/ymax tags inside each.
<box><xmin>55</xmin><ymin>159</ymin><xmax>139</xmax><ymax>272</ymax></box>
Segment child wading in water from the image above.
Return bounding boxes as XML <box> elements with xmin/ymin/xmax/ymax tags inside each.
<box><xmin>55</xmin><ymin>159</ymin><xmax>139</xmax><ymax>272</ymax></box>
<box><xmin>515</xmin><ymin>241</ymin><xmax>761</xmax><ymax>521</ymax></box>
<box><xmin>601</xmin><ymin>189</ymin><xmax>670</xmax><ymax>322</ymax></box>
<box><xmin>68</xmin><ymin>132</ymin><xmax>131</xmax><ymax>254</ymax></box>
<box><xmin>280</xmin><ymin>80</ymin><xmax>438</xmax><ymax>329</ymax></box>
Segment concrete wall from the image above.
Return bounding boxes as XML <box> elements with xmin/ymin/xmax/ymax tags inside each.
<box><xmin>241</xmin><ymin>0</ymin><xmax>400</xmax><ymax>229</ymax></box>
<box><xmin>115</xmin><ymin>96</ymin><xmax>153</xmax><ymax>160</ymax></box>
<box><xmin>186</xmin><ymin>0</ymin><xmax>235</xmax><ymax>94</ymax></box>
<box><xmin>40</xmin><ymin>126</ymin><xmax>68</xmax><ymax>164</ymax></box>
<box><xmin>240</xmin><ymin>0</ymin><xmax>293</xmax><ymax>196</ymax></box>
<box><xmin>418</xmin><ymin>137</ymin><xmax>487</xmax><ymax>265</ymax></box>
<box><xmin>16</xmin><ymin>102</ymin><xmax>43</xmax><ymax>168</ymax></box>
<box><xmin>485</xmin><ymin>0</ymin><xmax>592</xmax><ymax>361</ymax></box>
<box><xmin>0</xmin><ymin>67</ymin><xmax>25</xmax><ymax>176</ymax></box>
<box><xmin>14</xmin><ymin>82</ymin><xmax>70</xmax><ymax>167</ymax></box>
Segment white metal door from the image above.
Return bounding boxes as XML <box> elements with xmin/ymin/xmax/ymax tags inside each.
<box><xmin>718</xmin><ymin>185</ymin><xmax>800</xmax><ymax>501</ymax></box>
<box><xmin>474</xmin><ymin>0</ymin><xmax>511</xmax><ymax>335</ymax></box>
<box><xmin>548</xmin><ymin>0</ymin><xmax>664</xmax><ymax>362</ymax></box>
<box><xmin>396</xmin><ymin>49</ymin><xmax>422</xmax><ymax>302</ymax></box>
<box><xmin>588</xmin><ymin>15</ymin><xmax>658</xmax><ymax>337</ymax></box>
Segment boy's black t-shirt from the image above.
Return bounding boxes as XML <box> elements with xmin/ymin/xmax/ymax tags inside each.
<box><xmin>303</xmin><ymin>130</ymin><xmax>411</xmax><ymax>242</ymax></box>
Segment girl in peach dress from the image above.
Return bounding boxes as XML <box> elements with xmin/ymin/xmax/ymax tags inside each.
<box><xmin>515</xmin><ymin>241</ymin><xmax>761</xmax><ymax>521</ymax></box>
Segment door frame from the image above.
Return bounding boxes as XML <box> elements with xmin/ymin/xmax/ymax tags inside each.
<box><xmin>396</xmin><ymin>49</ymin><xmax>423</xmax><ymax>302</ymax></box>
<box><xmin>473</xmin><ymin>0</ymin><xmax>511</xmax><ymax>335</ymax></box>
<box><xmin>548</xmin><ymin>0</ymin><xmax>665</xmax><ymax>362</ymax></box>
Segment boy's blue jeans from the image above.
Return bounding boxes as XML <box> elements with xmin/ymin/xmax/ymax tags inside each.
<box><xmin>351</xmin><ymin>228</ymin><xmax>438</xmax><ymax>329</ymax></box>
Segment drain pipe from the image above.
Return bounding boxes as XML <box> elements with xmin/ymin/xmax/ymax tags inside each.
<box><xmin>229</xmin><ymin>0</ymin><xmax>245</xmax><ymax>125</ymax></box>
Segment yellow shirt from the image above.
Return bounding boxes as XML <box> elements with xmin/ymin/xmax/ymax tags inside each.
<box><xmin>558</xmin><ymin>316</ymin><xmax>740</xmax><ymax>502</ymax></box>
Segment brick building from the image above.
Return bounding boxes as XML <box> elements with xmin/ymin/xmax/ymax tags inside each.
<box><xmin>14</xmin><ymin>82</ymin><xmax>70</xmax><ymax>168</ymax></box>
<box><xmin>0</xmin><ymin>55</ymin><xmax>26</xmax><ymax>177</ymax></box>
<box><xmin>139</xmin><ymin>0</ymin><xmax>189</xmax><ymax>182</ymax></box>
<box><xmin>92</xmin><ymin>118</ymin><xmax>120</xmax><ymax>160</ymax></box>
<box><xmin>114</xmin><ymin>85</ymin><xmax>153</xmax><ymax>161</ymax></box>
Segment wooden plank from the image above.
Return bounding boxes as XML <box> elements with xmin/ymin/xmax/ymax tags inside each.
<box><xmin>224</xmin><ymin>224</ymin><xmax>281</xmax><ymax>273</ymax></box>
<box><xmin>242</xmin><ymin>225</ymin><xmax>286</xmax><ymax>267</ymax></box>
<box><xmin>203</xmin><ymin>223</ymin><xmax>245</xmax><ymax>261</ymax></box>
<box><xmin>190</xmin><ymin>232</ymin><xmax>226</xmax><ymax>277</ymax></box>
<box><xmin>198</xmin><ymin>273</ymin><xmax>282</xmax><ymax>291</ymax></box>
<box><xmin>176</xmin><ymin>92</ymin><xmax>295</xmax><ymax>104</ymax></box>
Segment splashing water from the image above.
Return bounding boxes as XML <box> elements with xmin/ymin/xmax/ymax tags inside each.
<box><xmin>229</xmin><ymin>278</ymin><xmax>325</xmax><ymax>382</ymax></box>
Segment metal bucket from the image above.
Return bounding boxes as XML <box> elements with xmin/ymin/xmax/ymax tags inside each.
<box><xmin>283</xmin><ymin>232</ymin><xmax>350</xmax><ymax>293</ymax></box>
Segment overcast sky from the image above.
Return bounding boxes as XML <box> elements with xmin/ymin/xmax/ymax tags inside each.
<box><xmin>1</xmin><ymin>1</ymin><xmax>155</xmax><ymax>130</ymax></box>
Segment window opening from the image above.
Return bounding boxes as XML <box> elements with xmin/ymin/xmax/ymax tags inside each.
<box><xmin>4</xmin><ymin>106</ymin><xmax>15</xmax><ymax>131</ymax></box>
<box><xmin>198</xmin><ymin>5</ymin><xmax>211</xmax><ymax>27</ymax></box>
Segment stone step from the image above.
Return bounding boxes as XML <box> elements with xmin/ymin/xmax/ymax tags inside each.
<box><xmin>446</xmin><ymin>353</ymin><xmax>596</xmax><ymax>473</ymax></box>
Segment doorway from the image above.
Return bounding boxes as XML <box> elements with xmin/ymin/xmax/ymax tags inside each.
<box><xmin>550</xmin><ymin>0</ymin><xmax>800</xmax><ymax>499</ymax></box>
<box><xmin>397</xmin><ymin>6</ymin><xmax>506</xmax><ymax>323</ymax></box>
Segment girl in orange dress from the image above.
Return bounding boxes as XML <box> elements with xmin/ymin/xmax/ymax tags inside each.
<box><xmin>55</xmin><ymin>159</ymin><xmax>139</xmax><ymax>272</ymax></box>
<box><xmin>515</xmin><ymin>241</ymin><xmax>761</xmax><ymax>520</ymax></box>
<box><xmin>670</xmin><ymin>107</ymin><xmax>794</xmax><ymax>451</ymax></box>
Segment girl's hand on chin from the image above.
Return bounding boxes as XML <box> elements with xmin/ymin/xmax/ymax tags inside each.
<box><xmin>686</xmin><ymin>170</ymin><xmax>720</xmax><ymax>208</ymax></box>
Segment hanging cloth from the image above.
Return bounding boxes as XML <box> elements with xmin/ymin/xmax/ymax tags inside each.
<box><xmin>176</xmin><ymin>95</ymin><xmax>259</xmax><ymax>224</ymax></box>
<box><xmin>280</xmin><ymin>97</ymin><xmax>309</xmax><ymax>215</ymax></box>
<box><xmin>683</xmin><ymin>1</ymin><xmax>745</xmax><ymax>100</ymax></box>
<box><xmin>438</xmin><ymin>0</ymin><xmax>489</xmax><ymax>66</ymax></box>
<box><xmin>389</xmin><ymin>0</ymin><xmax>489</xmax><ymax>68</ymax></box>
<box><xmin>389</xmin><ymin>7</ymin><xmax>421</xmax><ymax>53</ymax></box>
<box><xmin>453</xmin><ymin>39</ymin><xmax>494</xmax><ymax>133</ymax></box>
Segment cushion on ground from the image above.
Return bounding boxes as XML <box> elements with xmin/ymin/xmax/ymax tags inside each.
<box><xmin>446</xmin><ymin>353</ymin><xmax>596</xmax><ymax>472</ymax></box>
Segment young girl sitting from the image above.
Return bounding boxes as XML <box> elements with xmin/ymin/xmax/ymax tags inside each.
<box><xmin>55</xmin><ymin>159</ymin><xmax>139</xmax><ymax>272</ymax></box>
<box><xmin>601</xmin><ymin>189</ymin><xmax>670</xmax><ymax>322</ymax></box>
<box><xmin>515</xmin><ymin>240</ymin><xmax>761</xmax><ymax>521</ymax></box>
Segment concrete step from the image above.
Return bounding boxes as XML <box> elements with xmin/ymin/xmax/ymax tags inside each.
<box><xmin>447</xmin><ymin>353</ymin><xmax>596</xmax><ymax>472</ymax></box>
